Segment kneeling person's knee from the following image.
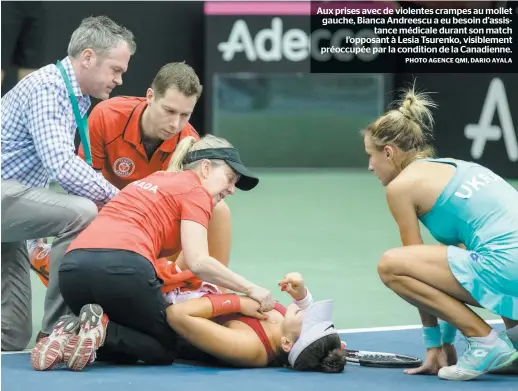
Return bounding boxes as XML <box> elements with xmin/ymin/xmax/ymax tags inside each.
<box><xmin>377</xmin><ymin>248</ymin><xmax>402</xmax><ymax>284</ymax></box>
<box><xmin>74</xmin><ymin>199</ymin><xmax>98</xmax><ymax>226</ymax></box>
<box><xmin>63</xmin><ymin>198</ymin><xmax>98</xmax><ymax>230</ymax></box>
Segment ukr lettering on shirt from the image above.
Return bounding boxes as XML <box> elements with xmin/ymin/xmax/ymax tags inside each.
<box><xmin>133</xmin><ymin>180</ymin><xmax>159</xmax><ymax>194</ymax></box>
<box><xmin>454</xmin><ymin>172</ymin><xmax>503</xmax><ymax>199</ymax></box>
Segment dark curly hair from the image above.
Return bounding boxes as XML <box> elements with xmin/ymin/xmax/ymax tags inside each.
<box><xmin>272</xmin><ymin>334</ymin><xmax>346</xmax><ymax>373</ymax></box>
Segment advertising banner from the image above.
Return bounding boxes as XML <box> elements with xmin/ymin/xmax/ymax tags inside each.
<box><xmin>204</xmin><ymin>1</ymin><xmax>391</xmax><ymax>168</ymax></box>
<box><xmin>417</xmin><ymin>74</ymin><xmax>517</xmax><ymax>179</ymax></box>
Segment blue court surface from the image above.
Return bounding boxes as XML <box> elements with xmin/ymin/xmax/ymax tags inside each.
<box><xmin>2</xmin><ymin>326</ymin><xmax>516</xmax><ymax>391</ymax></box>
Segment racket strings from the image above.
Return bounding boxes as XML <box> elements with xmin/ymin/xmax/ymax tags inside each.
<box><xmin>345</xmin><ymin>350</ymin><xmax>422</xmax><ymax>367</ymax></box>
<box><xmin>365</xmin><ymin>353</ymin><xmax>417</xmax><ymax>362</ymax></box>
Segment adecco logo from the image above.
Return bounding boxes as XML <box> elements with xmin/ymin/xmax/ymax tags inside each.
<box><xmin>217</xmin><ymin>17</ymin><xmax>380</xmax><ymax>63</ymax></box>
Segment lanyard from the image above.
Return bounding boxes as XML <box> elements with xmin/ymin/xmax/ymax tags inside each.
<box><xmin>56</xmin><ymin>61</ymin><xmax>92</xmax><ymax>165</ymax></box>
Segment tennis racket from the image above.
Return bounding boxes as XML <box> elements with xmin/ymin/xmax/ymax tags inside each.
<box><xmin>345</xmin><ymin>349</ymin><xmax>422</xmax><ymax>368</ymax></box>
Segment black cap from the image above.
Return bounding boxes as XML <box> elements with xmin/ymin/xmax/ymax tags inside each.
<box><xmin>183</xmin><ymin>148</ymin><xmax>259</xmax><ymax>191</ymax></box>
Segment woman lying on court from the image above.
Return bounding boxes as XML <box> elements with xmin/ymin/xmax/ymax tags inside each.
<box><xmin>165</xmin><ymin>272</ymin><xmax>346</xmax><ymax>372</ymax></box>
<box><xmin>31</xmin><ymin>134</ymin><xmax>276</xmax><ymax>372</ymax></box>
<box><xmin>363</xmin><ymin>84</ymin><xmax>518</xmax><ymax>381</ymax></box>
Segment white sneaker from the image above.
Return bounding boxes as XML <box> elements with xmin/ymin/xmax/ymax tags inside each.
<box><xmin>439</xmin><ymin>333</ymin><xmax>518</xmax><ymax>381</ymax></box>
<box><xmin>30</xmin><ymin>315</ymin><xmax>80</xmax><ymax>371</ymax></box>
<box><xmin>64</xmin><ymin>304</ymin><xmax>109</xmax><ymax>371</ymax></box>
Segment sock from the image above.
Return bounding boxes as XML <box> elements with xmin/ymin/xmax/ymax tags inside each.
<box><xmin>506</xmin><ymin>325</ymin><xmax>518</xmax><ymax>348</ymax></box>
<box><xmin>469</xmin><ymin>329</ymin><xmax>499</xmax><ymax>345</ymax></box>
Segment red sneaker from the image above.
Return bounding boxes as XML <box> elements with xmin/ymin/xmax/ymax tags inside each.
<box><xmin>31</xmin><ymin>315</ymin><xmax>79</xmax><ymax>371</ymax></box>
<box><xmin>64</xmin><ymin>304</ymin><xmax>109</xmax><ymax>371</ymax></box>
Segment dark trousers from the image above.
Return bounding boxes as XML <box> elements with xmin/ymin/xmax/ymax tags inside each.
<box><xmin>59</xmin><ymin>249</ymin><xmax>178</xmax><ymax>365</ymax></box>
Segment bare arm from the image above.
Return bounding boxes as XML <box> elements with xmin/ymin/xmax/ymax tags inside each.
<box><xmin>166</xmin><ymin>297</ymin><xmax>266</xmax><ymax>367</ymax></box>
<box><xmin>180</xmin><ymin>220</ymin><xmax>255</xmax><ymax>295</ymax></box>
<box><xmin>207</xmin><ymin>200</ymin><xmax>232</xmax><ymax>268</ymax></box>
<box><xmin>386</xmin><ymin>178</ymin><xmax>437</xmax><ymax>327</ymax></box>
<box><xmin>175</xmin><ymin>200</ymin><xmax>232</xmax><ymax>292</ymax></box>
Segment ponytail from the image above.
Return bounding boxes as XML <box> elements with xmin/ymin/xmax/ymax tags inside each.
<box><xmin>167</xmin><ymin>136</ymin><xmax>197</xmax><ymax>172</ymax></box>
<box><xmin>320</xmin><ymin>348</ymin><xmax>346</xmax><ymax>373</ymax></box>
<box><xmin>397</xmin><ymin>87</ymin><xmax>437</xmax><ymax>147</ymax></box>
<box><xmin>362</xmin><ymin>80</ymin><xmax>438</xmax><ymax>169</ymax></box>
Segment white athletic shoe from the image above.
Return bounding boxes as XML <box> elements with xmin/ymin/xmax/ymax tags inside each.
<box><xmin>30</xmin><ymin>315</ymin><xmax>80</xmax><ymax>371</ymax></box>
<box><xmin>439</xmin><ymin>333</ymin><xmax>518</xmax><ymax>381</ymax></box>
<box><xmin>64</xmin><ymin>304</ymin><xmax>109</xmax><ymax>371</ymax></box>
<box><xmin>490</xmin><ymin>332</ymin><xmax>518</xmax><ymax>374</ymax></box>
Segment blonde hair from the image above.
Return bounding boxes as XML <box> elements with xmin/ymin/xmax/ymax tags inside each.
<box><xmin>167</xmin><ymin>134</ymin><xmax>233</xmax><ymax>172</ymax></box>
<box><xmin>362</xmin><ymin>82</ymin><xmax>438</xmax><ymax>169</ymax></box>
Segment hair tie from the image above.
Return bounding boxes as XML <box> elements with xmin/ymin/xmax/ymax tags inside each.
<box><xmin>398</xmin><ymin>108</ymin><xmax>412</xmax><ymax>120</ymax></box>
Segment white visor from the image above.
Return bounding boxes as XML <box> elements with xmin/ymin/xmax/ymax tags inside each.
<box><xmin>288</xmin><ymin>300</ymin><xmax>337</xmax><ymax>368</ymax></box>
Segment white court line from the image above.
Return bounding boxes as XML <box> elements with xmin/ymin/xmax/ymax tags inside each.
<box><xmin>1</xmin><ymin>319</ymin><xmax>505</xmax><ymax>355</ymax></box>
<box><xmin>336</xmin><ymin>319</ymin><xmax>504</xmax><ymax>334</ymax></box>
<box><xmin>1</xmin><ymin>349</ymin><xmax>31</xmax><ymax>355</ymax></box>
